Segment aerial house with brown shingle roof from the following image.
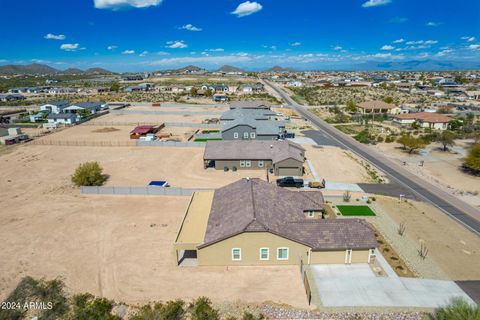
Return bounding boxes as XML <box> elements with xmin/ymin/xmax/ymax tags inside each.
<box><xmin>203</xmin><ymin>140</ymin><xmax>305</xmax><ymax>176</ymax></box>
<box><xmin>174</xmin><ymin>178</ymin><xmax>377</xmax><ymax>266</ymax></box>
<box><xmin>357</xmin><ymin>100</ymin><xmax>401</xmax><ymax>115</ymax></box>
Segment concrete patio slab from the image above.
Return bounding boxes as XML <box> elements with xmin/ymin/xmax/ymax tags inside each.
<box><xmin>310</xmin><ymin>263</ymin><xmax>474</xmax><ymax>308</ymax></box>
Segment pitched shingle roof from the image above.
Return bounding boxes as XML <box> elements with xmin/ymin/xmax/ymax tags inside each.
<box><xmin>199</xmin><ymin>178</ymin><xmax>377</xmax><ymax>250</ymax></box>
<box><xmin>203</xmin><ymin>140</ymin><xmax>305</xmax><ymax>164</ymax></box>
<box><xmin>395</xmin><ymin>112</ymin><xmax>451</xmax><ymax>123</ymax></box>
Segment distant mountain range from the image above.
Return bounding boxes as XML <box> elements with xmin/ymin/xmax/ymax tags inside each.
<box><xmin>216</xmin><ymin>65</ymin><xmax>245</xmax><ymax>73</ymax></box>
<box><xmin>0</xmin><ymin>63</ymin><xmax>114</xmax><ymax>75</ymax></box>
<box><xmin>0</xmin><ymin>60</ymin><xmax>478</xmax><ymax>75</ymax></box>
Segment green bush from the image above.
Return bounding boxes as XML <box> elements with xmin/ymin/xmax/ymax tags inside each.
<box><xmin>71</xmin><ymin>162</ymin><xmax>107</xmax><ymax>186</ymax></box>
<box><xmin>463</xmin><ymin>143</ymin><xmax>480</xmax><ymax>176</ymax></box>
<box><xmin>67</xmin><ymin>293</ymin><xmax>120</xmax><ymax>320</ymax></box>
<box><xmin>242</xmin><ymin>312</ymin><xmax>265</xmax><ymax>320</ymax></box>
<box><xmin>189</xmin><ymin>297</ymin><xmax>218</xmax><ymax>320</ymax></box>
<box><xmin>130</xmin><ymin>300</ymin><xmax>185</xmax><ymax>320</ymax></box>
<box><xmin>427</xmin><ymin>298</ymin><xmax>479</xmax><ymax>320</ymax></box>
<box><xmin>0</xmin><ymin>276</ymin><xmax>68</xmax><ymax>320</ymax></box>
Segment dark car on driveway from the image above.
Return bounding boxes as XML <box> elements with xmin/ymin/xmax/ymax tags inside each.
<box><xmin>276</xmin><ymin>177</ymin><xmax>304</xmax><ymax>188</ymax></box>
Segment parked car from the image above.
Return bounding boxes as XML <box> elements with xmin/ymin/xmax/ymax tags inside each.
<box><xmin>276</xmin><ymin>177</ymin><xmax>304</xmax><ymax>188</ymax></box>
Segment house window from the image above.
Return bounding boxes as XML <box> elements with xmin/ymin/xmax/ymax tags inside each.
<box><xmin>307</xmin><ymin>211</ymin><xmax>315</xmax><ymax>218</ymax></box>
<box><xmin>240</xmin><ymin>160</ymin><xmax>246</xmax><ymax>168</ymax></box>
<box><xmin>277</xmin><ymin>248</ymin><xmax>289</xmax><ymax>260</ymax></box>
<box><xmin>233</xmin><ymin>132</ymin><xmax>239</xmax><ymax>139</ymax></box>
<box><xmin>258</xmin><ymin>160</ymin><xmax>264</xmax><ymax>168</ymax></box>
<box><xmin>245</xmin><ymin>160</ymin><xmax>251</xmax><ymax>168</ymax></box>
<box><xmin>259</xmin><ymin>248</ymin><xmax>269</xmax><ymax>260</ymax></box>
<box><xmin>232</xmin><ymin>248</ymin><xmax>241</xmax><ymax>261</ymax></box>
<box><xmin>243</xmin><ymin>132</ymin><xmax>249</xmax><ymax>139</ymax></box>
<box><xmin>250</xmin><ymin>132</ymin><xmax>256</xmax><ymax>139</ymax></box>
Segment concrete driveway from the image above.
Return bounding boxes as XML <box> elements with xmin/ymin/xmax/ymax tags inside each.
<box><xmin>310</xmin><ymin>261</ymin><xmax>474</xmax><ymax>308</ymax></box>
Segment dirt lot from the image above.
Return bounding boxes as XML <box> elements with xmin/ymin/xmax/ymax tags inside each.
<box><xmin>90</xmin><ymin>112</ymin><xmax>214</xmax><ymax>125</ymax></box>
<box><xmin>0</xmin><ymin>144</ymin><xmax>309</xmax><ymax>308</ymax></box>
<box><xmin>373</xmin><ymin>141</ymin><xmax>480</xmax><ymax>208</ymax></box>
<box><xmin>376</xmin><ymin>196</ymin><xmax>480</xmax><ymax>280</ymax></box>
<box><xmin>128</xmin><ymin>104</ymin><xmax>227</xmax><ymax>113</ymax></box>
<box><xmin>305</xmin><ymin>145</ymin><xmax>379</xmax><ymax>183</ymax></box>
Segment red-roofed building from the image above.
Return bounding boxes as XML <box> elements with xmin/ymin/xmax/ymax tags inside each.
<box><xmin>129</xmin><ymin>125</ymin><xmax>163</xmax><ymax>139</ymax></box>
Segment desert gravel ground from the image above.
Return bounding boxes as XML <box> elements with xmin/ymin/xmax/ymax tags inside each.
<box><xmin>0</xmin><ymin>144</ymin><xmax>309</xmax><ymax>308</ymax></box>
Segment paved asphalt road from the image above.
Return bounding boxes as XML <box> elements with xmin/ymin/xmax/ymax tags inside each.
<box><xmin>264</xmin><ymin>80</ymin><xmax>480</xmax><ymax>235</ymax></box>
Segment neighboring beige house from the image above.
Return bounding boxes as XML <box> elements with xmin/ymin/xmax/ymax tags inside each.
<box><xmin>357</xmin><ymin>100</ymin><xmax>401</xmax><ymax>115</ymax></box>
<box><xmin>203</xmin><ymin>140</ymin><xmax>305</xmax><ymax>176</ymax></box>
<box><xmin>174</xmin><ymin>178</ymin><xmax>377</xmax><ymax>266</ymax></box>
<box><xmin>393</xmin><ymin>112</ymin><xmax>451</xmax><ymax>130</ymax></box>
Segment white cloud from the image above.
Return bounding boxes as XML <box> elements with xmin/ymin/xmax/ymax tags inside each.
<box><xmin>231</xmin><ymin>1</ymin><xmax>263</xmax><ymax>17</ymax></box>
<box><xmin>156</xmin><ymin>51</ymin><xmax>169</xmax><ymax>55</ymax></box>
<box><xmin>290</xmin><ymin>42</ymin><xmax>302</xmax><ymax>47</ymax></box>
<box><xmin>426</xmin><ymin>21</ymin><xmax>442</xmax><ymax>27</ymax></box>
<box><xmin>122</xmin><ymin>50</ymin><xmax>135</xmax><ymax>54</ymax></box>
<box><xmin>461</xmin><ymin>36</ymin><xmax>476</xmax><ymax>42</ymax></box>
<box><xmin>362</xmin><ymin>0</ymin><xmax>391</xmax><ymax>8</ymax></box>
<box><xmin>205</xmin><ymin>48</ymin><xmax>225</xmax><ymax>52</ymax></box>
<box><xmin>235</xmin><ymin>52</ymin><xmax>249</xmax><ymax>57</ymax></box>
<box><xmin>107</xmin><ymin>45</ymin><xmax>118</xmax><ymax>50</ymax></box>
<box><xmin>179</xmin><ymin>24</ymin><xmax>202</xmax><ymax>32</ymax></box>
<box><xmin>139</xmin><ymin>51</ymin><xmax>149</xmax><ymax>57</ymax></box>
<box><xmin>393</xmin><ymin>38</ymin><xmax>405</xmax><ymax>43</ymax></box>
<box><xmin>333</xmin><ymin>46</ymin><xmax>343</xmax><ymax>51</ymax></box>
<box><xmin>60</xmin><ymin>43</ymin><xmax>84</xmax><ymax>51</ymax></box>
<box><xmin>44</xmin><ymin>33</ymin><xmax>66</xmax><ymax>40</ymax></box>
<box><xmin>166</xmin><ymin>40</ymin><xmax>188</xmax><ymax>49</ymax></box>
<box><xmin>436</xmin><ymin>49</ymin><xmax>453</xmax><ymax>57</ymax></box>
<box><xmin>94</xmin><ymin>0</ymin><xmax>163</xmax><ymax>10</ymax></box>
<box><xmin>373</xmin><ymin>53</ymin><xmax>392</xmax><ymax>58</ymax></box>
<box><xmin>468</xmin><ymin>44</ymin><xmax>480</xmax><ymax>50</ymax></box>
<box><xmin>381</xmin><ymin>45</ymin><xmax>395</xmax><ymax>50</ymax></box>
<box><xmin>405</xmin><ymin>40</ymin><xmax>437</xmax><ymax>45</ymax></box>
<box><xmin>262</xmin><ymin>44</ymin><xmax>277</xmax><ymax>50</ymax></box>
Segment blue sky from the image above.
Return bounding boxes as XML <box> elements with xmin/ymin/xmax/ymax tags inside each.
<box><xmin>0</xmin><ymin>0</ymin><xmax>479</xmax><ymax>71</ymax></box>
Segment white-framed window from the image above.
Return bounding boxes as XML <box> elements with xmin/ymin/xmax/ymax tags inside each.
<box><xmin>240</xmin><ymin>160</ymin><xmax>246</xmax><ymax>168</ymax></box>
<box><xmin>307</xmin><ymin>211</ymin><xmax>315</xmax><ymax>218</ymax></box>
<box><xmin>233</xmin><ymin>132</ymin><xmax>239</xmax><ymax>139</ymax></box>
<box><xmin>243</xmin><ymin>132</ymin><xmax>249</xmax><ymax>139</ymax></box>
<box><xmin>232</xmin><ymin>248</ymin><xmax>241</xmax><ymax>261</ymax></box>
<box><xmin>258</xmin><ymin>160</ymin><xmax>264</xmax><ymax>168</ymax></box>
<box><xmin>245</xmin><ymin>160</ymin><xmax>251</xmax><ymax>168</ymax></box>
<box><xmin>250</xmin><ymin>132</ymin><xmax>256</xmax><ymax>139</ymax></box>
<box><xmin>259</xmin><ymin>248</ymin><xmax>269</xmax><ymax>260</ymax></box>
<box><xmin>277</xmin><ymin>247</ymin><xmax>289</xmax><ymax>260</ymax></box>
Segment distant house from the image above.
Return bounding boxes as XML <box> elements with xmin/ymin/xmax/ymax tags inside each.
<box><xmin>203</xmin><ymin>140</ymin><xmax>305</xmax><ymax>176</ymax></box>
<box><xmin>238</xmin><ymin>84</ymin><xmax>264</xmax><ymax>93</ymax></box>
<box><xmin>0</xmin><ymin>127</ymin><xmax>29</xmax><ymax>145</ymax></box>
<box><xmin>0</xmin><ymin>94</ymin><xmax>26</xmax><ymax>102</ymax></box>
<box><xmin>287</xmin><ymin>80</ymin><xmax>303</xmax><ymax>87</ymax></box>
<box><xmin>40</xmin><ymin>101</ymin><xmax>70</xmax><ymax>114</ymax></box>
<box><xmin>45</xmin><ymin>113</ymin><xmax>78</xmax><ymax>126</ymax></box>
<box><xmin>63</xmin><ymin>101</ymin><xmax>105</xmax><ymax>115</ymax></box>
<box><xmin>220</xmin><ymin>109</ymin><xmax>277</xmax><ymax>124</ymax></box>
<box><xmin>357</xmin><ymin>100</ymin><xmax>401</xmax><ymax>115</ymax></box>
<box><xmin>222</xmin><ymin>119</ymin><xmax>285</xmax><ymax>141</ymax></box>
<box><xmin>174</xmin><ymin>178</ymin><xmax>377</xmax><ymax>266</ymax></box>
<box><xmin>393</xmin><ymin>112</ymin><xmax>451</xmax><ymax>130</ymax></box>
<box><xmin>229</xmin><ymin>100</ymin><xmax>272</xmax><ymax>110</ymax></box>
<box><xmin>122</xmin><ymin>74</ymin><xmax>144</xmax><ymax>81</ymax></box>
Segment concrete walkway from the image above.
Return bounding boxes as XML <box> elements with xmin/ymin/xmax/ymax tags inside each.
<box><xmin>324</xmin><ymin>181</ymin><xmax>363</xmax><ymax>192</ymax></box>
<box><xmin>310</xmin><ymin>262</ymin><xmax>474</xmax><ymax>308</ymax></box>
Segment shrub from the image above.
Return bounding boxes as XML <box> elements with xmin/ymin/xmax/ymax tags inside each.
<box><xmin>71</xmin><ymin>162</ymin><xmax>107</xmax><ymax>186</ymax></box>
<box><xmin>242</xmin><ymin>312</ymin><xmax>265</xmax><ymax>320</ymax></box>
<box><xmin>376</xmin><ymin>136</ymin><xmax>384</xmax><ymax>143</ymax></box>
<box><xmin>427</xmin><ymin>298</ymin><xmax>479</xmax><ymax>320</ymax></box>
<box><xmin>130</xmin><ymin>300</ymin><xmax>185</xmax><ymax>320</ymax></box>
<box><xmin>463</xmin><ymin>143</ymin><xmax>480</xmax><ymax>176</ymax></box>
<box><xmin>67</xmin><ymin>293</ymin><xmax>120</xmax><ymax>320</ymax></box>
<box><xmin>189</xmin><ymin>297</ymin><xmax>218</xmax><ymax>320</ymax></box>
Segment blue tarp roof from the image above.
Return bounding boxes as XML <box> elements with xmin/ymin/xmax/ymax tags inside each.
<box><xmin>148</xmin><ymin>181</ymin><xmax>168</xmax><ymax>187</ymax></box>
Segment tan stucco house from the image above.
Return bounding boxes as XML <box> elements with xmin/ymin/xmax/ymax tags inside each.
<box><xmin>357</xmin><ymin>100</ymin><xmax>401</xmax><ymax>115</ymax></box>
<box><xmin>393</xmin><ymin>112</ymin><xmax>451</xmax><ymax>130</ymax></box>
<box><xmin>174</xmin><ymin>178</ymin><xmax>377</xmax><ymax>266</ymax></box>
<box><xmin>203</xmin><ymin>140</ymin><xmax>305</xmax><ymax>176</ymax></box>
